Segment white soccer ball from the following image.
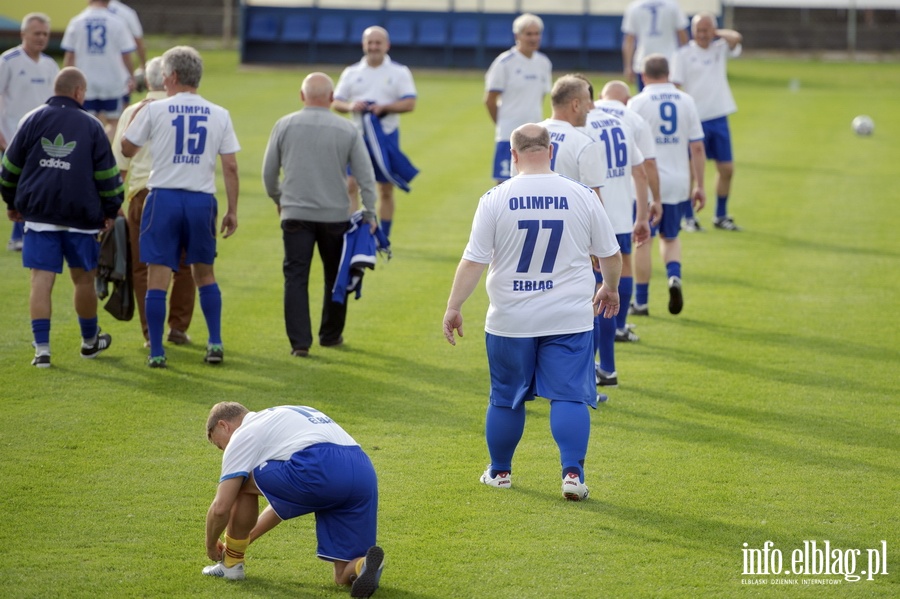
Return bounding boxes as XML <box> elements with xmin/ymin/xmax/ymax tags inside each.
<box><xmin>852</xmin><ymin>115</ymin><xmax>874</xmax><ymax>136</ymax></box>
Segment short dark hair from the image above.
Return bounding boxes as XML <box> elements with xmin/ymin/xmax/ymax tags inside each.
<box><xmin>642</xmin><ymin>54</ymin><xmax>669</xmax><ymax>79</ymax></box>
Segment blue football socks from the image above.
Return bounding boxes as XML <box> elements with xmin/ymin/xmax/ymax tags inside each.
<box><xmin>32</xmin><ymin>318</ymin><xmax>50</xmax><ymax>352</ymax></box>
<box><xmin>598</xmin><ymin>312</ymin><xmax>616</xmax><ymax>374</ymax></box>
<box><xmin>717</xmin><ymin>195</ymin><xmax>729</xmax><ymax>218</ymax></box>
<box><xmin>381</xmin><ymin>219</ymin><xmax>392</xmax><ymax>239</ymax></box>
<box><xmin>199</xmin><ymin>283</ymin><xmax>223</xmax><ymax>346</ymax></box>
<box><xmin>666</xmin><ymin>261</ymin><xmax>682</xmax><ymax>280</ymax></box>
<box><xmin>549</xmin><ymin>400</ymin><xmax>590</xmax><ymax>483</ymax></box>
<box><xmin>681</xmin><ymin>199</ymin><xmax>695</xmax><ymax>220</ymax></box>
<box><xmin>616</xmin><ymin>277</ymin><xmax>633</xmax><ymax>330</ymax></box>
<box><xmin>485</xmin><ymin>403</ymin><xmax>525</xmax><ymax>475</ymax></box>
<box><xmin>635</xmin><ymin>283</ymin><xmax>649</xmax><ymax>306</ymax></box>
<box><xmin>78</xmin><ymin>316</ymin><xmax>98</xmax><ymax>343</ymax></box>
<box><xmin>146</xmin><ymin>289</ymin><xmax>167</xmax><ymax>357</ymax></box>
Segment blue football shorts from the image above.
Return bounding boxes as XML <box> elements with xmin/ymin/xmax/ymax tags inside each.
<box><xmin>659</xmin><ymin>203</ymin><xmax>684</xmax><ymax>239</ymax></box>
<box><xmin>701</xmin><ymin>116</ymin><xmax>733</xmax><ymax>163</ymax></box>
<box><xmin>83</xmin><ymin>97</ymin><xmax>125</xmax><ymax>119</ymax></box>
<box><xmin>492</xmin><ymin>140</ymin><xmax>512</xmax><ymax>181</ymax></box>
<box><xmin>485</xmin><ymin>331</ymin><xmax>595</xmax><ymax>409</ymax></box>
<box><xmin>594</xmin><ymin>233</ymin><xmax>632</xmax><ymax>284</ymax></box>
<box><xmin>253</xmin><ymin>443</ymin><xmax>378</xmax><ymax>563</ymax></box>
<box><xmin>22</xmin><ymin>230</ymin><xmax>99</xmax><ymax>273</ymax></box>
<box><xmin>139</xmin><ymin>188</ymin><xmax>217</xmax><ymax>271</ymax></box>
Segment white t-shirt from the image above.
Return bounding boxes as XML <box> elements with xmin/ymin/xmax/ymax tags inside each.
<box><xmin>220</xmin><ymin>407</ymin><xmax>358</xmax><ymax>482</ymax></box>
<box><xmin>0</xmin><ymin>46</ymin><xmax>58</xmax><ymax>144</ymax></box>
<box><xmin>61</xmin><ymin>7</ymin><xmax>136</xmax><ymax>100</ymax></box>
<box><xmin>463</xmin><ymin>173</ymin><xmax>619</xmax><ymax>337</ymax></box>
<box><xmin>671</xmin><ymin>39</ymin><xmax>741</xmax><ymax>121</ymax></box>
<box><xmin>485</xmin><ymin>48</ymin><xmax>552</xmax><ymax>142</ymax></box>
<box><xmin>621</xmin><ymin>0</ymin><xmax>688</xmax><ymax>73</ymax></box>
<box><xmin>509</xmin><ymin>119</ymin><xmax>604</xmax><ymax>191</ymax></box>
<box><xmin>334</xmin><ymin>55</ymin><xmax>416</xmax><ymax>135</ymax></box>
<box><xmin>595</xmin><ymin>99</ymin><xmax>656</xmax><ymax>204</ymax></box>
<box><xmin>108</xmin><ymin>0</ymin><xmax>144</xmax><ymax>40</ymax></box>
<box><xmin>582</xmin><ymin>110</ymin><xmax>645</xmax><ymax>234</ymax></box>
<box><xmin>124</xmin><ymin>92</ymin><xmax>240</xmax><ymax>193</ymax></box>
<box><xmin>628</xmin><ymin>82</ymin><xmax>703</xmax><ymax>205</ymax></box>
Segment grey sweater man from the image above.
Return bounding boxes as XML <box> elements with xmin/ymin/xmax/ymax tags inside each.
<box><xmin>262</xmin><ymin>106</ymin><xmax>376</xmax><ymax>223</ymax></box>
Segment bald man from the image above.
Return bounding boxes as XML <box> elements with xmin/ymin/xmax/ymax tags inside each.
<box><xmin>333</xmin><ymin>26</ymin><xmax>417</xmax><ymax>240</ymax></box>
<box><xmin>263</xmin><ymin>72</ymin><xmax>377</xmax><ymax>357</ymax></box>
<box><xmin>1</xmin><ymin>67</ymin><xmax>124</xmax><ymax>367</ymax></box>
<box><xmin>443</xmin><ymin>123</ymin><xmax>621</xmax><ymax>501</ymax></box>
<box><xmin>596</xmin><ymin>80</ymin><xmax>661</xmax><ymax>317</ymax></box>
<box><xmin>672</xmin><ymin>13</ymin><xmax>743</xmax><ymax>231</ymax></box>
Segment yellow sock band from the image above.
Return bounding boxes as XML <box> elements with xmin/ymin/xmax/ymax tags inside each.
<box><xmin>223</xmin><ymin>534</ymin><xmax>249</xmax><ymax>568</ymax></box>
<box><xmin>355</xmin><ymin>557</ymin><xmax>365</xmax><ymax>576</ymax></box>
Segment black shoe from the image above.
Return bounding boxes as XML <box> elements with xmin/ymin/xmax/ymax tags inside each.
<box><xmin>148</xmin><ymin>355</ymin><xmax>168</xmax><ymax>369</ymax></box>
<box><xmin>668</xmin><ymin>276</ymin><xmax>684</xmax><ymax>315</ymax></box>
<box><xmin>32</xmin><ymin>352</ymin><xmax>51</xmax><ymax>368</ymax></box>
<box><xmin>595</xmin><ymin>365</ymin><xmax>618</xmax><ymax>388</ymax></box>
<box><xmin>628</xmin><ymin>303</ymin><xmax>649</xmax><ymax>316</ymax></box>
<box><xmin>713</xmin><ymin>215</ymin><xmax>741</xmax><ymax>231</ymax></box>
<box><xmin>204</xmin><ymin>344</ymin><xmax>224</xmax><ymax>364</ymax></box>
<box><xmin>291</xmin><ymin>348</ymin><xmax>309</xmax><ymax>357</ymax></box>
<box><xmin>615</xmin><ymin>328</ymin><xmax>639</xmax><ymax>342</ymax></box>
<box><xmin>350</xmin><ymin>545</ymin><xmax>385</xmax><ymax>598</ymax></box>
<box><xmin>81</xmin><ymin>330</ymin><xmax>112</xmax><ymax>358</ymax></box>
<box><xmin>320</xmin><ymin>336</ymin><xmax>344</xmax><ymax>348</ymax></box>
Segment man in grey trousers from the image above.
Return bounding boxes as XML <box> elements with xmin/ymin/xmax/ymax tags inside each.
<box><xmin>263</xmin><ymin>72</ymin><xmax>377</xmax><ymax>357</ymax></box>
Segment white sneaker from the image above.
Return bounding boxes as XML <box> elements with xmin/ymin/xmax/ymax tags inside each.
<box><xmin>480</xmin><ymin>467</ymin><xmax>511</xmax><ymax>489</ymax></box>
<box><xmin>202</xmin><ymin>561</ymin><xmax>245</xmax><ymax>580</ymax></box>
<box><xmin>562</xmin><ymin>472</ymin><xmax>589</xmax><ymax>501</ymax></box>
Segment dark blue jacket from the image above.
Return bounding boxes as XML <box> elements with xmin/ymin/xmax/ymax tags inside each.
<box><xmin>1</xmin><ymin>96</ymin><xmax>124</xmax><ymax>230</ymax></box>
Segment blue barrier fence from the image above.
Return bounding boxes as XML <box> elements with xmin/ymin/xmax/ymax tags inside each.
<box><xmin>241</xmin><ymin>6</ymin><xmax>624</xmax><ymax>70</ymax></box>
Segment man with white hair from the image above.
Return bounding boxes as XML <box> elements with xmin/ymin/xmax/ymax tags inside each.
<box><xmin>112</xmin><ymin>56</ymin><xmax>196</xmax><ymax>348</ymax></box>
<box><xmin>672</xmin><ymin>13</ymin><xmax>743</xmax><ymax>231</ymax></box>
<box><xmin>333</xmin><ymin>26</ymin><xmax>417</xmax><ymax>240</ymax></box>
<box><xmin>0</xmin><ymin>13</ymin><xmax>59</xmax><ymax>251</ymax></box>
<box><xmin>484</xmin><ymin>13</ymin><xmax>553</xmax><ymax>183</ymax></box>
<box><xmin>122</xmin><ymin>46</ymin><xmax>240</xmax><ymax>369</ymax></box>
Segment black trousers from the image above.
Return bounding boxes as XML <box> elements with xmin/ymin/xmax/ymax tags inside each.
<box><xmin>282</xmin><ymin>219</ymin><xmax>348</xmax><ymax>350</ymax></box>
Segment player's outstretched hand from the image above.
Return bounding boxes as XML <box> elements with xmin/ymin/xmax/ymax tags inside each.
<box><xmin>593</xmin><ymin>285</ymin><xmax>620</xmax><ymax>319</ymax></box>
<box><xmin>443</xmin><ymin>308</ymin><xmax>464</xmax><ymax>346</ymax></box>
<box><xmin>692</xmin><ymin>187</ymin><xmax>706</xmax><ymax>213</ymax></box>
<box><xmin>221</xmin><ymin>211</ymin><xmax>238</xmax><ymax>238</ymax></box>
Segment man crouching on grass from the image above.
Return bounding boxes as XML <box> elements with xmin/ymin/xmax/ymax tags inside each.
<box><xmin>203</xmin><ymin>401</ymin><xmax>384</xmax><ymax>598</ymax></box>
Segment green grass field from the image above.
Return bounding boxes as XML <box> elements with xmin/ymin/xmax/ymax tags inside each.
<box><xmin>0</xmin><ymin>47</ymin><xmax>897</xmax><ymax>598</ymax></box>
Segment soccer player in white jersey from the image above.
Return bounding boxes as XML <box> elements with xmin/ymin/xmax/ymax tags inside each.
<box><xmin>621</xmin><ymin>0</ymin><xmax>688</xmax><ymax>91</ymax></box>
<box><xmin>527</xmin><ymin>75</ymin><xmax>605</xmax><ymax>196</ymax></box>
<box><xmin>122</xmin><ymin>46</ymin><xmax>240</xmax><ymax>369</ymax></box>
<box><xmin>443</xmin><ymin>123</ymin><xmax>622</xmax><ymax>501</ymax></box>
<box><xmin>0</xmin><ymin>13</ymin><xmax>59</xmax><ymax>252</ymax></box>
<box><xmin>485</xmin><ymin>13</ymin><xmax>552</xmax><ymax>182</ymax></box>
<box><xmin>333</xmin><ymin>26</ymin><xmax>416</xmax><ymax>240</ymax></box>
<box><xmin>628</xmin><ymin>54</ymin><xmax>705</xmax><ymax>315</ymax></box>
<box><xmin>597</xmin><ymin>80</ymin><xmax>662</xmax><ymax>317</ymax></box>
<box><xmin>108</xmin><ymin>0</ymin><xmax>147</xmax><ymax>72</ymax></box>
<box><xmin>583</xmin><ymin>86</ymin><xmax>651</xmax><ymax>391</ymax></box>
<box><xmin>672</xmin><ymin>13</ymin><xmax>743</xmax><ymax>231</ymax></box>
<box><xmin>202</xmin><ymin>402</ymin><xmax>384</xmax><ymax>597</ymax></box>
<box><xmin>62</xmin><ymin>0</ymin><xmax>136</xmax><ymax>140</ymax></box>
